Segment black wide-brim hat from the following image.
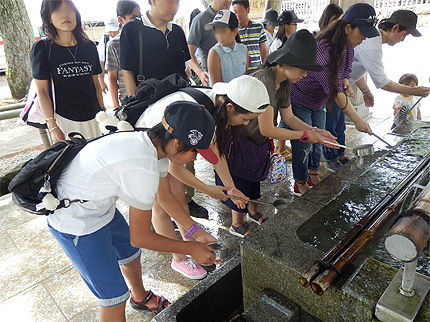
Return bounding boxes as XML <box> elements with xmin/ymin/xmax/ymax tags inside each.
<box><xmin>267</xmin><ymin>29</ymin><xmax>323</xmax><ymax>72</ymax></box>
<box><xmin>262</xmin><ymin>8</ymin><xmax>279</xmax><ymax>26</ymax></box>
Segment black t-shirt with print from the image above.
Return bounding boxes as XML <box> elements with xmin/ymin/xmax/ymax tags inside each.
<box><xmin>120</xmin><ymin>18</ymin><xmax>191</xmax><ymax>83</ymax></box>
<box><xmin>30</xmin><ymin>40</ymin><xmax>102</xmax><ymax>121</ymax></box>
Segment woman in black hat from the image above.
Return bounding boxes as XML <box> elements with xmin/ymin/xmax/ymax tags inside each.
<box><xmin>290</xmin><ymin>3</ymin><xmax>376</xmax><ymax>196</ymax></box>
<box><xmin>262</xmin><ymin>8</ymin><xmax>279</xmax><ymax>50</ymax></box>
<box><xmin>218</xmin><ymin>30</ymin><xmax>339</xmax><ymax>238</ymax></box>
<box><xmin>269</xmin><ymin>10</ymin><xmax>304</xmax><ymax>54</ymax></box>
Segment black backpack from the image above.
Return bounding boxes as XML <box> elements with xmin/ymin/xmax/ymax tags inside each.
<box><xmin>116</xmin><ymin>73</ymin><xmax>215</xmax><ymax>127</ymax></box>
<box><xmin>8</xmin><ymin>133</ymin><xmax>91</xmax><ymax>215</ymax></box>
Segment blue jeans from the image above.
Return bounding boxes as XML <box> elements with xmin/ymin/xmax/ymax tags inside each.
<box><xmin>323</xmin><ymin>101</ymin><xmax>346</xmax><ymax>162</ymax></box>
<box><xmin>291</xmin><ymin>101</ymin><xmax>326</xmax><ymax>182</ymax></box>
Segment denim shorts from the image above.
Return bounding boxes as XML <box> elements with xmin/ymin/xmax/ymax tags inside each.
<box><xmin>48</xmin><ymin>209</ymin><xmax>141</xmax><ymax>307</ymax></box>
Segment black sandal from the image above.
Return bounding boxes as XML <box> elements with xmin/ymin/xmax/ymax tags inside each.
<box><xmin>229</xmin><ymin>222</ymin><xmax>251</xmax><ymax>238</ymax></box>
<box><xmin>130</xmin><ymin>290</ymin><xmax>170</xmax><ymax>313</ymax></box>
<box><xmin>247</xmin><ymin>212</ymin><xmax>268</xmax><ymax>225</ymax></box>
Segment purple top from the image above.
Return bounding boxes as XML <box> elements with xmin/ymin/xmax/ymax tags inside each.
<box><xmin>291</xmin><ymin>38</ymin><xmax>354</xmax><ymax>111</ymax></box>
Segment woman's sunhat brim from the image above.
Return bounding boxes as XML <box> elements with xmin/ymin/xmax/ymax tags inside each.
<box><xmin>262</xmin><ymin>19</ymin><xmax>279</xmax><ymax>26</ymax></box>
<box><xmin>290</xmin><ymin>63</ymin><xmax>323</xmax><ymax>72</ymax></box>
<box><xmin>205</xmin><ymin>21</ymin><xmax>230</xmax><ymax>30</ymax></box>
<box><xmin>267</xmin><ymin>51</ymin><xmax>323</xmax><ymax>72</ymax></box>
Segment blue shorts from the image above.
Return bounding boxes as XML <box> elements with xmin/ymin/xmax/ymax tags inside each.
<box><xmin>48</xmin><ymin>209</ymin><xmax>141</xmax><ymax>307</ymax></box>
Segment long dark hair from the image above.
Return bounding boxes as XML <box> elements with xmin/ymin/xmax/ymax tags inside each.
<box><xmin>212</xmin><ymin>95</ymin><xmax>254</xmax><ymax>157</ymax></box>
<box><xmin>315</xmin><ymin>19</ymin><xmax>356</xmax><ymax>106</ymax></box>
<box><xmin>41</xmin><ymin>0</ymin><xmax>89</xmax><ymax>44</ymax></box>
<box><xmin>274</xmin><ymin>24</ymin><xmax>288</xmax><ymax>44</ymax></box>
<box><xmin>148</xmin><ymin>124</ymin><xmax>195</xmax><ymax>155</ymax></box>
<box><xmin>318</xmin><ymin>4</ymin><xmax>343</xmax><ymax>30</ymax></box>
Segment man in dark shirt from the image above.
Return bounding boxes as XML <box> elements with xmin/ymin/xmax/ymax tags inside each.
<box><xmin>120</xmin><ymin>0</ymin><xmax>191</xmax><ymax>95</ymax></box>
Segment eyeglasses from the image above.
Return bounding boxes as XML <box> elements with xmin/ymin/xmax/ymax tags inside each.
<box><xmin>352</xmin><ymin>16</ymin><xmax>378</xmax><ymax>26</ymax></box>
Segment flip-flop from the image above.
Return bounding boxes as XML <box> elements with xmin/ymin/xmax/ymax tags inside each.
<box><xmin>247</xmin><ymin>212</ymin><xmax>268</xmax><ymax>225</ymax></box>
<box><xmin>229</xmin><ymin>222</ymin><xmax>251</xmax><ymax>238</ymax></box>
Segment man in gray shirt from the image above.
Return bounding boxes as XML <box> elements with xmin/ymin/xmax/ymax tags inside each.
<box><xmin>106</xmin><ymin>0</ymin><xmax>141</xmax><ymax>108</ymax></box>
<box><xmin>188</xmin><ymin>0</ymin><xmax>232</xmax><ymax>86</ymax></box>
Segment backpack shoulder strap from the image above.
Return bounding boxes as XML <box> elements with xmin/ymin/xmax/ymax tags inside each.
<box><xmin>179</xmin><ymin>87</ymin><xmax>215</xmax><ymax>112</ymax></box>
<box><xmin>137</xmin><ymin>18</ymin><xmax>145</xmax><ymax>83</ymax></box>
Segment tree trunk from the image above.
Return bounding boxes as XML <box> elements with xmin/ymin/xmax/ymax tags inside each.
<box><xmin>200</xmin><ymin>0</ymin><xmax>211</xmax><ymax>8</ymax></box>
<box><xmin>0</xmin><ymin>0</ymin><xmax>34</xmax><ymax>100</ymax></box>
<box><xmin>264</xmin><ymin>0</ymin><xmax>283</xmax><ymax>12</ymax></box>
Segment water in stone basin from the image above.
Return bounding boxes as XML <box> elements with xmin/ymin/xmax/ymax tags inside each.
<box><xmin>296</xmin><ymin>126</ymin><xmax>430</xmax><ymax>275</ymax></box>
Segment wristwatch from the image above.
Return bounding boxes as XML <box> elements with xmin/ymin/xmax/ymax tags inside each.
<box><xmin>362</xmin><ymin>89</ymin><xmax>371</xmax><ymax>94</ymax></box>
<box><xmin>299</xmin><ymin>130</ymin><xmax>309</xmax><ymax>142</ymax></box>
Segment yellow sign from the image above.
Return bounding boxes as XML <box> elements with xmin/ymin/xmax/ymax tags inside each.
<box><xmin>249</xmin><ymin>0</ymin><xmax>266</xmax><ymax>19</ymax></box>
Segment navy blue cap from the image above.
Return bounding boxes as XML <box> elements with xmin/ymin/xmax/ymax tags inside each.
<box><xmin>343</xmin><ymin>3</ymin><xmax>379</xmax><ymax>38</ymax></box>
<box><xmin>162</xmin><ymin>101</ymin><xmax>218</xmax><ymax>164</ymax></box>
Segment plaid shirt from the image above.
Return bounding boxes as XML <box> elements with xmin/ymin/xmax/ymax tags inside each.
<box><xmin>291</xmin><ymin>38</ymin><xmax>354</xmax><ymax>111</ymax></box>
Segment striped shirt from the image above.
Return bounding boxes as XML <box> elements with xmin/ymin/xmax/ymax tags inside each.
<box><xmin>291</xmin><ymin>38</ymin><xmax>354</xmax><ymax>111</ymax></box>
<box><xmin>238</xmin><ymin>20</ymin><xmax>267</xmax><ymax>70</ymax></box>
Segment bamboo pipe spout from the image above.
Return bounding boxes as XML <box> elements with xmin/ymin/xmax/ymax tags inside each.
<box><xmin>385</xmin><ymin>182</ymin><xmax>430</xmax><ymax>263</ymax></box>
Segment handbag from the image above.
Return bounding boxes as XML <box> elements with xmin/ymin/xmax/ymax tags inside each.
<box><xmin>20</xmin><ymin>78</ymin><xmax>55</xmax><ymax>129</ymax></box>
<box><xmin>267</xmin><ymin>152</ymin><xmax>287</xmax><ymax>184</ymax></box>
<box><xmin>226</xmin><ymin>134</ymin><xmax>272</xmax><ymax>182</ymax></box>
<box><xmin>21</xmin><ymin>39</ymin><xmax>55</xmax><ymax>129</ymax></box>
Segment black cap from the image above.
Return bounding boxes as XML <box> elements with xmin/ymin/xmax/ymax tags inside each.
<box><xmin>277</xmin><ymin>10</ymin><xmax>304</xmax><ymax>24</ymax></box>
<box><xmin>386</xmin><ymin>10</ymin><xmax>421</xmax><ymax>37</ymax></box>
<box><xmin>343</xmin><ymin>3</ymin><xmax>379</xmax><ymax>38</ymax></box>
<box><xmin>262</xmin><ymin>8</ymin><xmax>279</xmax><ymax>26</ymax></box>
<box><xmin>205</xmin><ymin>10</ymin><xmax>238</xmax><ymax>30</ymax></box>
<box><xmin>267</xmin><ymin>29</ymin><xmax>323</xmax><ymax>72</ymax></box>
<box><xmin>162</xmin><ymin>101</ymin><xmax>218</xmax><ymax>164</ymax></box>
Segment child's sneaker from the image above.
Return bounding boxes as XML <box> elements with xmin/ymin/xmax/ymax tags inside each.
<box><xmin>171</xmin><ymin>258</ymin><xmax>207</xmax><ymax>280</ymax></box>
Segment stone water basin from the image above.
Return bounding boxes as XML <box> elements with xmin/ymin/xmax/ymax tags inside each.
<box><xmin>296</xmin><ymin>126</ymin><xmax>430</xmax><ymax>275</ymax></box>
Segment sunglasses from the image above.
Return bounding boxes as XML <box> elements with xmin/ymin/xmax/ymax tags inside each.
<box><xmin>352</xmin><ymin>16</ymin><xmax>378</xmax><ymax>26</ymax></box>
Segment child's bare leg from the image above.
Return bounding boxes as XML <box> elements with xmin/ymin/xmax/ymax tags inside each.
<box><xmin>151</xmin><ymin>198</ymin><xmax>187</xmax><ymax>263</ymax></box>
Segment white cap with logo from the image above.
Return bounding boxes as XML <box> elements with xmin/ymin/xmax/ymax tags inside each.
<box><xmin>105</xmin><ymin>17</ymin><xmax>120</xmax><ymax>32</ymax></box>
<box><xmin>212</xmin><ymin>75</ymin><xmax>270</xmax><ymax>113</ymax></box>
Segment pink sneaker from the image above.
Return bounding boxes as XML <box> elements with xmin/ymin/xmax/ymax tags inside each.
<box><xmin>171</xmin><ymin>258</ymin><xmax>207</xmax><ymax>280</ymax></box>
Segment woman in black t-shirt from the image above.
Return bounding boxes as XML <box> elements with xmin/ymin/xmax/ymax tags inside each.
<box><xmin>30</xmin><ymin>0</ymin><xmax>104</xmax><ymax>143</ymax></box>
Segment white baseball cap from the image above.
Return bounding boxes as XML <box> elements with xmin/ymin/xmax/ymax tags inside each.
<box><xmin>212</xmin><ymin>75</ymin><xmax>270</xmax><ymax>113</ymax></box>
<box><xmin>105</xmin><ymin>17</ymin><xmax>120</xmax><ymax>32</ymax></box>
<box><xmin>205</xmin><ymin>10</ymin><xmax>239</xmax><ymax>30</ymax></box>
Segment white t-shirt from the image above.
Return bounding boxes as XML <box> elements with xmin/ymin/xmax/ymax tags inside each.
<box><xmin>48</xmin><ymin>131</ymin><xmax>168</xmax><ymax>236</ymax></box>
<box><xmin>393</xmin><ymin>95</ymin><xmax>421</xmax><ymax>125</ymax></box>
<box><xmin>97</xmin><ymin>35</ymin><xmax>110</xmax><ymax>62</ymax></box>
<box><xmin>265</xmin><ymin>30</ymin><xmax>275</xmax><ymax>50</ymax></box>
<box><xmin>349</xmin><ymin>31</ymin><xmax>390</xmax><ymax>88</ymax></box>
<box><xmin>269</xmin><ymin>38</ymin><xmax>282</xmax><ymax>54</ymax></box>
<box><xmin>135</xmin><ymin>88</ymin><xmax>216</xmax><ymax>128</ymax></box>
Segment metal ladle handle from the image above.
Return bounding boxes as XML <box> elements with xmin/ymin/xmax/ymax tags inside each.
<box><xmin>372</xmin><ymin>133</ymin><xmax>394</xmax><ymax>149</ymax></box>
<box><xmin>322</xmin><ymin>140</ymin><xmax>353</xmax><ymax>150</ymax></box>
